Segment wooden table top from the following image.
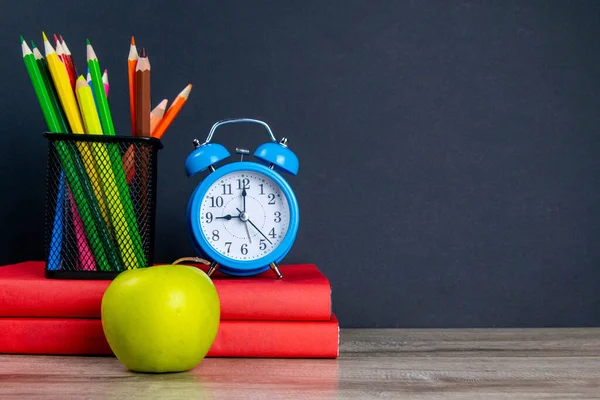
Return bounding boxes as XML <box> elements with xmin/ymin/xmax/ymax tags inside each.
<box><xmin>1</xmin><ymin>328</ymin><xmax>600</xmax><ymax>398</ymax></box>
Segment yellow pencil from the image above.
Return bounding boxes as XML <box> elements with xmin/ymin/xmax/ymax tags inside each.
<box><xmin>42</xmin><ymin>32</ymin><xmax>83</xmax><ymax>133</ymax></box>
<box><xmin>75</xmin><ymin>76</ymin><xmax>138</xmax><ymax>269</ymax></box>
<box><xmin>42</xmin><ymin>32</ymin><xmax>111</xmax><ymax>228</ymax></box>
<box><xmin>75</xmin><ymin>76</ymin><xmax>103</xmax><ymax>134</ymax></box>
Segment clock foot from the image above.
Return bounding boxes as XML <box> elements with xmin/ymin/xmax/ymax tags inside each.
<box><xmin>207</xmin><ymin>262</ymin><xmax>220</xmax><ymax>277</ymax></box>
<box><xmin>269</xmin><ymin>262</ymin><xmax>283</xmax><ymax>279</ymax></box>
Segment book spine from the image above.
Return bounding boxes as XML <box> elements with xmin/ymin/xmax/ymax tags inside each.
<box><xmin>0</xmin><ymin>264</ymin><xmax>332</xmax><ymax>321</ymax></box>
<box><xmin>0</xmin><ymin>317</ymin><xmax>339</xmax><ymax>358</ymax></box>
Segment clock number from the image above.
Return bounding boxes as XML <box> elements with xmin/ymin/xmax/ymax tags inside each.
<box><xmin>269</xmin><ymin>228</ymin><xmax>276</xmax><ymax>239</ymax></box>
<box><xmin>237</xmin><ymin>178</ymin><xmax>250</xmax><ymax>190</ymax></box>
<box><xmin>268</xmin><ymin>193</ymin><xmax>276</xmax><ymax>205</ymax></box>
<box><xmin>241</xmin><ymin>243</ymin><xmax>248</xmax><ymax>255</ymax></box>
<box><xmin>260</xmin><ymin>239</ymin><xmax>267</xmax><ymax>250</ymax></box>
<box><xmin>225</xmin><ymin>242</ymin><xmax>232</xmax><ymax>253</ymax></box>
<box><xmin>259</xmin><ymin>184</ymin><xmax>265</xmax><ymax>195</ymax></box>
<box><xmin>212</xmin><ymin>230</ymin><xmax>220</xmax><ymax>241</ymax></box>
<box><xmin>221</xmin><ymin>184</ymin><xmax>232</xmax><ymax>195</ymax></box>
<box><xmin>274</xmin><ymin>211</ymin><xmax>281</xmax><ymax>223</ymax></box>
<box><xmin>206</xmin><ymin>212</ymin><xmax>213</xmax><ymax>223</ymax></box>
<box><xmin>209</xmin><ymin>196</ymin><xmax>224</xmax><ymax>208</ymax></box>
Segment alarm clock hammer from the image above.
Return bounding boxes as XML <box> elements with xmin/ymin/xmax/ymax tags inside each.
<box><xmin>183</xmin><ymin>118</ymin><xmax>300</xmax><ymax>279</ymax></box>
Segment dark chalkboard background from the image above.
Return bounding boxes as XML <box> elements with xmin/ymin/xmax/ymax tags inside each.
<box><xmin>2</xmin><ymin>0</ymin><xmax>600</xmax><ymax>328</ymax></box>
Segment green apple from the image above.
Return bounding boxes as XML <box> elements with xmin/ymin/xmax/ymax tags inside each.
<box><xmin>101</xmin><ymin>264</ymin><xmax>220</xmax><ymax>373</ymax></box>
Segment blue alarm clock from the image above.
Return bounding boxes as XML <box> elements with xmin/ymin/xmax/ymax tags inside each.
<box><xmin>184</xmin><ymin>118</ymin><xmax>299</xmax><ymax>278</ymax></box>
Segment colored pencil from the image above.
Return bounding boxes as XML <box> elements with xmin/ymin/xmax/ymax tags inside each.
<box><xmin>49</xmin><ymin>171</ymin><xmax>65</xmax><ymax>270</ymax></box>
<box><xmin>135</xmin><ymin>47</ymin><xmax>151</xmax><ymax>137</ymax></box>
<box><xmin>22</xmin><ymin>35</ymin><xmax>116</xmax><ymax>271</ymax></box>
<box><xmin>151</xmin><ymin>84</ymin><xmax>192</xmax><ymax>139</ymax></box>
<box><xmin>34</xmin><ymin>39</ymin><xmax>90</xmax><ymax>270</ymax></box>
<box><xmin>54</xmin><ymin>35</ymin><xmax>75</xmax><ymax>91</ymax></box>
<box><xmin>31</xmin><ymin>40</ymin><xmax>69</xmax><ymax>134</ymax></box>
<box><xmin>123</xmin><ymin>98</ymin><xmax>167</xmax><ymax>183</ymax></box>
<box><xmin>43</xmin><ymin>32</ymin><xmax>121</xmax><ymax>268</ymax></box>
<box><xmin>87</xmin><ymin>39</ymin><xmax>147</xmax><ymax>268</ymax></box>
<box><xmin>44</xmin><ymin>33</ymin><xmax>110</xmax><ymax>222</ymax></box>
<box><xmin>59</xmin><ymin>35</ymin><xmax>77</xmax><ymax>77</ymax></box>
<box><xmin>43</xmin><ymin>33</ymin><xmax>84</xmax><ymax>133</ymax></box>
<box><xmin>150</xmin><ymin>99</ymin><xmax>168</xmax><ymax>134</ymax></box>
<box><xmin>86</xmin><ymin>69</ymin><xmax>92</xmax><ymax>89</ymax></box>
<box><xmin>74</xmin><ymin>76</ymin><xmax>104</xmax><ymax>134</ymax></box>
<box><xmin>70</xmin><ymin>190</ymin><xmax>96</xmax><ymax>271</ymax></box>
<box><xmin>33</xmin><ymin>38</ymin><xmax>69</xmax><ymax>270</ymax></box>
<box><xmin>75</xmin><ymin>76</ymin><xmax>140</xmax><ymax>270</ymax></box>
<box><xmin>86</xmin><ymin>39</ymin><xmax>114</xmax><ymax>135</ymax></box>
<box><xmin>128</xmin><ymin>37</ymin><xmax>138</xmax><ymax>136</ymax></box>
<box><xmin>102</xmin><ymin>69</ymin><xmax>109</xmax><ymax>97</ymax></box>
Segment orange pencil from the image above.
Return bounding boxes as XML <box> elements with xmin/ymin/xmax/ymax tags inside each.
<box><xmin>151</xmin><ymin>84</ymin><xmax>192</xmax><ymax>139</ymax></box>
<box><xmin>150</xmin><ymin>99</ymin><xmax>168</xmax><ymax>134</ymax></box>
<box><xmin>128</xmin><ymin>36</ymin><xmax>138</xmax><ymax>136</ymax></box>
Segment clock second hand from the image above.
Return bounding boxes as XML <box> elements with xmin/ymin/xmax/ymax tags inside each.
<box><xmin>243</xmin><ymin>221</ymin><xmax>252</xmax><ymax>243</ymax></box>
<box><xmin>237</xmin><ymin>207</ymin><xmax>272</xmax><ymax>245</ymax></box>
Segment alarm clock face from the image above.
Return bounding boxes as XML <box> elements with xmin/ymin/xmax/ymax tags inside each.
<box><xmin>198</xmin><ymin>171</ymin><xmax>291</xmax><ymax>261</ymax></box>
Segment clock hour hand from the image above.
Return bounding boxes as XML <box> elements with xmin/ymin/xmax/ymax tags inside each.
<box><xmin>216</xmin><ymin>214</ymin><xmax>239</xmax><ymax>220</ymax></box>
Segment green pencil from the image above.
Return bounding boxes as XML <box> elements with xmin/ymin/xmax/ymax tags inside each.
<box><xmin>87</xmin><ymin>39</ymin><xmax>147</xmax><ymax>267</ymax></box>
<box><xmin>31</xmin><ymin>40</ymin><xmax>69</xmax><ymax>134</ymax></box>
<box><xmin>21</xmin><ymin>36</ymin><xmax>118</xmax><ymax>270</ymax></box>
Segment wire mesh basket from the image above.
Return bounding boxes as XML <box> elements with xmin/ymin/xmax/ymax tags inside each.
<box><xmin>43</xmin><ymin>133</ymin><xmax>162</xmax><ymax>279</ymax></box>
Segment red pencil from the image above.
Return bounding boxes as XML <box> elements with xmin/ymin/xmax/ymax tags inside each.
<box><xmin>60</xmin><ymin>35</ymin><xmax>77</xmax><ymax>77</ymax></box>
<box><xmin>54</xmin><ymin>34</ymin><xmax>75</xmax><ymax>91</ymax></box>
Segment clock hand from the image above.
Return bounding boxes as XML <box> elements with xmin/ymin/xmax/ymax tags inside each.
<box><xmin>216</xmin><ymin>214</ymin><xmax>239</xmax><ymax>220</ymax></box>
<box><xmin>236</xmin><ymin>207</ymin><xmax>273</xmax><ymax>244</ymax></box>
<box><xmin>244</xmin><ymin>220</ymin><xmax>252</xmax><ymax>243</ymax></box>
<box><xmin>234</xmin><ymin>207</ymin><xmax>253</xmax><ymax>243</ymax></box>
<box><xmin>242</xmin><ymin>188</ymin><xmax>247</xmax><ymax>212</ymax></box>
<box><xmin>247</xmin><ymin>219</ymin><xmax>272</xmax><ymax>245</ymax></box>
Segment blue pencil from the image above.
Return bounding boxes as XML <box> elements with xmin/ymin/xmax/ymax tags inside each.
<box><xmin>47</xmin><ymin>172</ymin><xmax>65</xmax><ymax>270</ymax></box>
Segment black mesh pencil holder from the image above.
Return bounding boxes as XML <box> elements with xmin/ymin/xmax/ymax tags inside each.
<box><xmin>43</xmin><ymin>133</ymin><xmax>163</xmax><ymax>279</ymax></box>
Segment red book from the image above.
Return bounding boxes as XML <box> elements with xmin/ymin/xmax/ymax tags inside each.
<box><xmin>0</xmin><ymin>315</ymin><xmax>339</xmax><ymax>358</ymax></box>
<box><xmin>0</xmin><ymin>261</ymin><xmax>331</xmax><ymax>321</ymax></box>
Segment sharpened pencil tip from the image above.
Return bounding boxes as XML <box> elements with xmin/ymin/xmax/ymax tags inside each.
<box><xmin>140</xmin><ymin>47</ymin><xmax>147</xmax><ymax>57</ymax></box>
<box><xmin>86</xmin><ymin>38</ymin><xmax>91</xmax><ymax>45</ymax></box>
<box><xmin>60</xmin><ymin>34</ymin><xmax>65</xmax><ymax>43</ymax></box>
<box><xmin>31</xmin><ymin>40</ymin><xmax>37</xmax><ymax>48</ymax></box>
<box><xmin>131</xmin><ymin>36</ymin><xmax>135</xmax><ymax>46</ymax></box>
<box><xmin>42</xmin><ymin>32</ymin><xmax>48</xmax><ymax>42</ymax></box>
<box><xmin>53</xmin><ymin>33</ymin><xmax>59</xmax><ymax>44</ymax></box>
<box><xmin>20</xmin><ymin>35</ymin><xmax>24</xmax><ymax>43</ymax></box>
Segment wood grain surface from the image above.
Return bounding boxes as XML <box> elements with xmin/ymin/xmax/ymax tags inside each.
<box><xmin>1</xmin><ymin>328</ymin><xmax>600</xmax><ymax>399</ymax></box>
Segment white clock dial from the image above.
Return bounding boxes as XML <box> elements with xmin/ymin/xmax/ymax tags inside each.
<box><xmin>198</xmin><ymin>171</ymin><xmax>290</xmax><ymax>261</ymax></box>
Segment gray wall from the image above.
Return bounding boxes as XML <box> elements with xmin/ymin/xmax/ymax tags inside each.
<box><xmin>2</xmin><ymin>0</ymin><xmax>600</xmax><ymax>327</ymax></box>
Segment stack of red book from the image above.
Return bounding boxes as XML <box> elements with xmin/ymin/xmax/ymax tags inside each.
<box><xmin>0</xmin><ymin>262</ymin><xmax>338</xmax><ymax>358</ymax></box>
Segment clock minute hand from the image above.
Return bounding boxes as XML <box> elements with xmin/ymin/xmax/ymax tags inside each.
<box><xmin>247</xmin><ymin>219</ymin><xmax>272</xmax><ymax>245</ymax></box>
<box><xmin>236</xmin><ymin>207</ymin><xmax>269</xmax><ymax>244</ymax></box>
<box><xmin>242</xmin><ymin>188</ymin><xmax>247</xmax><ymax>212</ymax></box>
